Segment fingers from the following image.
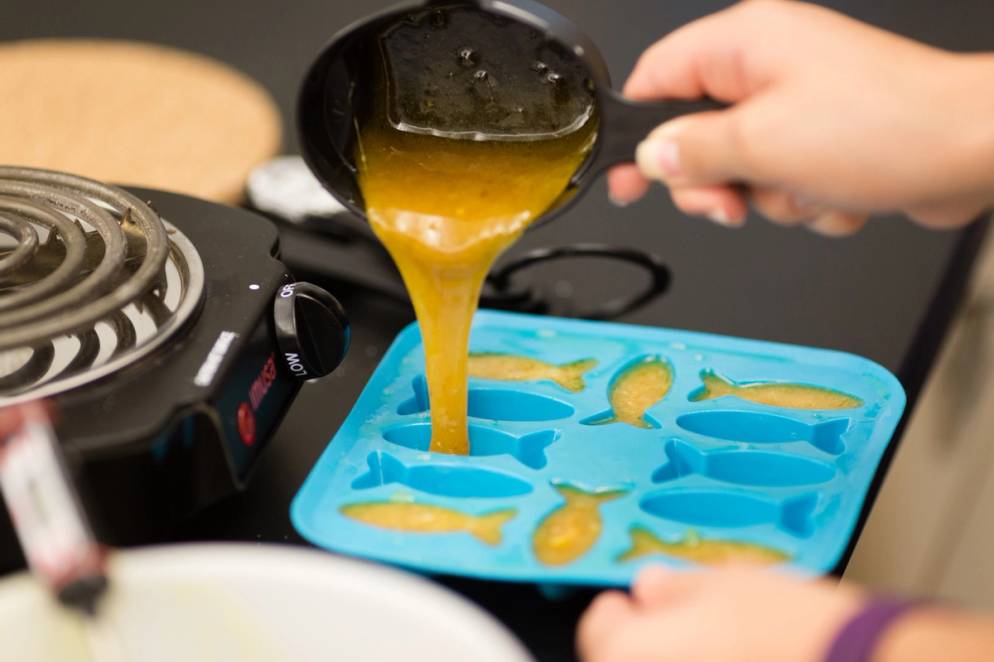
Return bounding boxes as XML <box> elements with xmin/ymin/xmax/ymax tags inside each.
<box><xmin>663</xmin><ymin>178</ymin><xmax>868</xmax><ymax>236</ymax></box>
<box><xmin>624</xmin><ymin>5</ymin><xmax>765</xmax><ymax>103</ymax></box>
<box><xmin>636</xmin><ymin>113</ymin><xmax>752</xmax><ymax>189</ymax></box>
<box><xmin>609</xmin><ymin>3</ymin><xmax>764</xmax><ymax>210</ymax></box>
<box><xmin>632</xmin><ymin>566</ymin><xmax>674</xmax><ymax>605</ymax></box>
<box><xmin>632</xmin><ymin>565</ymin><xmax>702</xmax><ymax>607</ymax></box>
<box><xmin>670</xmin><ymin>185</ymin><xmax>748</xmax><ymax>227</ymax></box>
<box><xmin>577</xmin><ymin>591</ymin><xmax>636</xmax><ymax>660</ymax></box>
<box><xmin>613</xmin><ymin>4</ymin><xmax>761</xmax><ymax>210</ymax></box>
<box><xmin>906</xmin><ymin>200</ymin><xmax>988</xmax><ymax>229</ymax></box>
<box><xmin>579</xmin><ymin>570</ymin><xmax>703</xmax><ymax>662</ymax></box>
<box><xmin>750</xmin><ymin>188</ymin><xmax>866</xmax><ymax>236</ymax></box>
<box><xmin>607</xmin><ymin>164</ymin><xmax>651</xmax><ymax>206</ymax></box>
<box><xmin>612</xmin><ymin>6</ymin><xmax>872</xmax><ymax>237</ymax></box>
<box><xmin>579</xmin><ymin>569</ymin><xmax>711</xmax><ymax>661</ymax></box>
<box><xmin>607</xmin><ymin>160</ymin><xmax>751</xmax><ymax>224</ymax></box>
<box><xmin>750</xmin><ymin>187</ymin><xmax>820</xmax><ymax>226</ymax></box>
<box><xmin>806</xmin><ymin>211</ymin><xmax>868</xmax><ymax>236</ymax></box>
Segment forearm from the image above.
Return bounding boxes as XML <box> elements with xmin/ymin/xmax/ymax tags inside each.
<box><xmin>941</xmin><ymin>53</ymin><xmax>994</xmax><ymax>211</ymax></box>
<box><xmin>874</xmin><ymin>607</ymin><xmax>994</xmax><ymax>662</ymax></box>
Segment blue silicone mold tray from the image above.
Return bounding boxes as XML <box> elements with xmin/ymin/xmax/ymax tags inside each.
<box><xmin>292</xmin><ymin>310</ymin><xmax>906</xmax><ymax>586</ymax></box>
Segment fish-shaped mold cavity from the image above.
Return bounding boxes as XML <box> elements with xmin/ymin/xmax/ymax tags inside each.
<box><xmin>352</xmin><ymin>451</ymin><xmax>533</xmax><ymax>498</ymax></box>
<box><xmin>468</xmin><ymin>353</ymin><xmax>598</xmax><ymax>392</ymax></box>
<box><xmin>340</xmin><ymin>502</ymin><xmax>516</xmax><ymax>546</ymax></box>
<box><xmin>383</xmin><ymin>422</ymin><xmax>559</xmax><ymax>470</ymax></box>
<box><xmin>397</xmin><ymin>375</ymin><xmax>575</xmax><ymax>421</ymax></box>
<box><xmin>617</xmin><ymin>526</ymin><xmax>790</xmax><ymax>566</ymax></box>
<box><xmin>676</xmin><ymin>410</ymin><xmax>849</xmax><ymax>455</ymax></box>
<box><xmin>689</xmin><ymin>370</ymin><xmax>863</xmax><ymax>410</ymax></box>
<box><xmin>533</xmin><ymin>482</ymin><xmax>629</xmax><ymax>566</ymax></box>
<box><xmin>581</xmin><ymin>355</ymin><xmax>673</xmax><ymax>429</ymax></box>
<box><xmin>639</xmin><ymin>489</ymin><xmax>817</xmax><ymax>537</ymax></box>
<box><xmin>652</xmin><ymin>438</ymin><xmax>836</xmax><ymax>487</ymax></box>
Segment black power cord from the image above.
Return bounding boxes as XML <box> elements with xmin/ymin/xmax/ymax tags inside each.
<box><xmin>247</xmin><ymin>158</ymin><xmax>672</xmax><ymax>320</ymax></box>
<box><xmin>484</xmin><ymin>243</ymin><xmax>671</xmax><ymax>319</ymax></box>
<box><xmin>277</xmin><ymin>221</ymin><xmax>674</xmax><ymax>320</ymax></box>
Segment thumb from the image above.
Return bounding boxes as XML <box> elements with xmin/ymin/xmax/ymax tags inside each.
<box><xmin>635</xmin><ymin>110</ymin><xmax>748</xmax><ymax>187</ymax></box>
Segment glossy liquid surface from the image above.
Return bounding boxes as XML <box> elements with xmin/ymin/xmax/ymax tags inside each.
<box><xmin>691</xmin><ymin>371</ymin><xmax>862</xmax><ymax>410</ymax></box>
<box><xmin>532</xmin><ymin>485</ymin><xmax>626</xmax><ymax>566</ymax></box>
<box><xmin>468</xmin><ymin>353</ymin><xmax>597</xmax><ymax>392</ymax></box>
<box><xmin>588</xmin><ymin>357</ymin><xmax>672</xmax><ymax>428</ymax></box>
<box><xmin>357</xmin><ymin>101</ymin><xmax>596</xmax><ymax>454</ymax></box>
<box><xmin>619</xmin><ymin>527</ymin><xmax>789</xmax><ymax>566</ymax></box>
<box><xmin>341</xmin><ymin>502</ymin><xmax>516</xmax><ymax>547</ymax></box>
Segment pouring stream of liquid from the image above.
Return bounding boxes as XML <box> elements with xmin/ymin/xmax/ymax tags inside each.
<box><xmin>356</xmin><ymin>112</ymin><xmax>596</xmax><ymax>453</ymax></box>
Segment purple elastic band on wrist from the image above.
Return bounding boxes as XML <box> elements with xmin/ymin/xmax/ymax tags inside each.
<box><xmin>824</xmin><ymin>598</ymin><xmax>921</xmax><ymax>662</ymax></box>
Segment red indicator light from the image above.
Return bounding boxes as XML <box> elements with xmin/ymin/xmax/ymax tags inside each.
<box><xmin>237</xmin><ymin>402</ymin><xmax>256</xmax><ymax>446</ymax></box>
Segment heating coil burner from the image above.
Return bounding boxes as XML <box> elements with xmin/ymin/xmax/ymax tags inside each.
<box><xmin>0</xmin><ymin>167</ymin><xmax>203</xmax><ymax>400</ymax></box>
<box><xmin>0</xmin><ymin>167</ymin><xmax>349</xmax><ymax>566</ymax></box>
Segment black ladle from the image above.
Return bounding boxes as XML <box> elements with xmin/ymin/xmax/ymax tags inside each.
<box><xmin>298</xmin><ymin>0</ymin><xmax>724</xmax><ymax>227</ymax></box>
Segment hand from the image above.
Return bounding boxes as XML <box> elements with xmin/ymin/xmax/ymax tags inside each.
<box><xmin>577</xmin><ymin>565</ymin><xmax>864</xmax><ymax>662</ymax></box>
<box><xmin>609</xmin><ymin>0</ymin><xmax>994</xmax><ymax>235</ymax></box>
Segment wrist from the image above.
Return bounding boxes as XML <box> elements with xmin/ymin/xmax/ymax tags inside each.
<box><xmin>822</xmin><ymin>597</ymin><xmax>921</xmax><ymax>662</ymax></box>
<box><xmin>874</xmin><ymin>606</ymin><xmax>994</xmax><ymax>662</ymax></box>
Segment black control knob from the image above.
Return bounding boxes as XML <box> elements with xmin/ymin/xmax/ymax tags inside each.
<box><xmin>273</xmin><ymin>282</ymin><xmax>350</xmax><ymax>380</ymax></box>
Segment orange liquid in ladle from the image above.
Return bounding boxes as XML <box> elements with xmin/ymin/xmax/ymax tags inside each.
<box><xmin>356</xmin><ymin>107</ymin><xmax>596</xmax><ymax>454</ymax></box>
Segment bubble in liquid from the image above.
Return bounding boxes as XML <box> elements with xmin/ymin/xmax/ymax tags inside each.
<box><xmin>457</xmin><ymin>47</ymin><xmax>479</xmax><ymax>68</ymax></box>
<box><xmin>531</xmin><ymin>60</ymin><xmax>549</xmax><ymax>73</ymax></box>
<box><xmin>546</xmin><ymin>72</ymin><xmax>563</xmax><ymax>85</ymax></box>
<box><xmin>469</xmin><ymin>69</ymin><xmax>497</xmax><ymax>102</ymax></box>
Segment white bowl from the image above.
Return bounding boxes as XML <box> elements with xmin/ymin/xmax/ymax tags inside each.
<box><xmin>0</xmin><ymin>544</ymin><xmax>532</xmax><ymax>662</ymax></box>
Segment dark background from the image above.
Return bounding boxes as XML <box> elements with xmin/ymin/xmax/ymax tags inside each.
<box><xmin>3</xmin><ymin>1</ymin><xmax>993</xmax><ymax>660</ymax></box>
<box><xmin>4</xmin><ymin>0</ymin><xmax>992</xmax><ymax>368</ymax></box>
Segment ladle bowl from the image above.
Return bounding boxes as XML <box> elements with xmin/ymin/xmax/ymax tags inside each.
<box><xmin>297</xmin><ymin>0</ymin><xmax>722</xmax><ymax>227</ymax></box>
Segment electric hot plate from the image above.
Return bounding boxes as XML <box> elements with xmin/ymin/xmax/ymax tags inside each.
<box><xmin>0</xmin><ymin>167</ymin><xmax>349</xmax><ymax>565</ymax></box>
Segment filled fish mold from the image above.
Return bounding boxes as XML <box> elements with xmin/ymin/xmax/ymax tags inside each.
<box><xmin>292</xmin><ymin>310</ymin><xmax>906</xmax><ymax>586</ymax></box>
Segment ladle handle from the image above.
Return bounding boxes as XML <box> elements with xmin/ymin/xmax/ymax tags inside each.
<box><xmin>595</xmin><ymin>89</ymin><xmax>728</xmax><ymax>171</ymax></box>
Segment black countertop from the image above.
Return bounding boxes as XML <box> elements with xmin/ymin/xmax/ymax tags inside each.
<box><xmin>3</xmin><ymin>1</ymin><xmax>993</xmax><ymax>660</ymax></box>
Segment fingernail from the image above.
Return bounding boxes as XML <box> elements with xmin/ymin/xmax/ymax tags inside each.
<box><xmin>808</xmin><ymin>211</ymin><xmax>865</xmax><ymax>237</ymax></box>
<box><xmin>608</xmin><ymin>193</ymin><xmax>631</xmax><ymax>208</ymax></box>
<box><xmin>789</xmin><ymin>192</ymin><xmax>820</xmax><ymax>215</ymax></box>
<box><xmin>636</xmin><ymin>139</ymin><xmax>682</xmax><ymax>180</ymax></box>
<box><xmin>708</xmin><ymin>208</ymin><xmax>741</xmax><ymax>227</ymax></box>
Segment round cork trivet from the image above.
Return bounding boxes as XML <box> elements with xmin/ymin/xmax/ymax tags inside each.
<box><xmin>0</xmin><ymin>39</ymin><xmax>282</xmax><ymax>205</ymax></box>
